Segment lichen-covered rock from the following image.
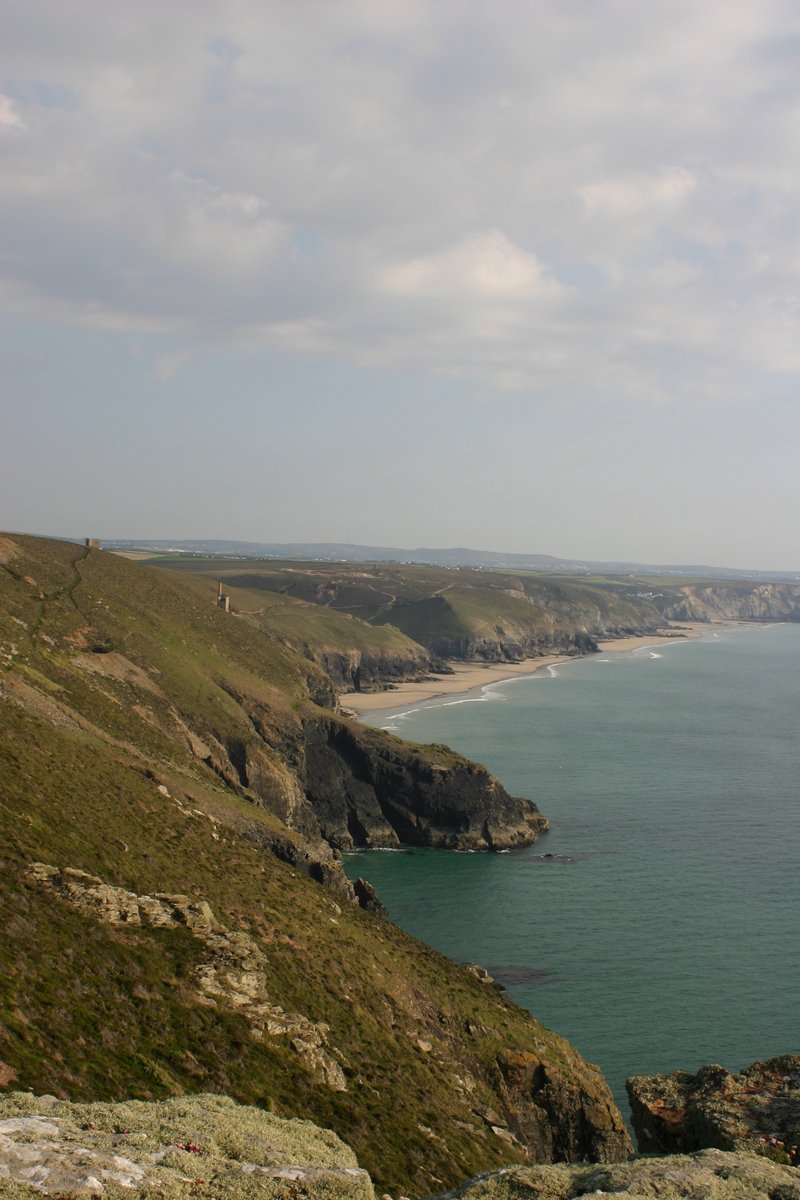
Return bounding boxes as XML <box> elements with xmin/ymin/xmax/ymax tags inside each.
<box><xmin>627</xmin><ymin>1054</ymin><xmax>800</xmax><ymax>1159</ymax></box>
<box><xmin>0</xmin><ymin>1093</ymin><xmax>373</xmax><ymax>1198</ymax></box>
<box><xmin>433</xmin><ymin>1148</ymin><xmax>800</xmax><ymax>1199</ymax></box>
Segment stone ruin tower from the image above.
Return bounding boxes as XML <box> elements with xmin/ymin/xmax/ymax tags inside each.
<box><xmin>216</xmin><ymin>581</ymin><xmax>230</xmax><ymax>613</ymax></box>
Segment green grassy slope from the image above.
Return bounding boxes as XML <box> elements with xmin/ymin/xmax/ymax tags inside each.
<box><xmin>160</xmin><ymin>558</ymin><xmax>665</xmax><ymax>662</ymax></box>
<box><xmin>0</xmin><ymin>535</ymin><xmax>630</xmax><ymax>1196</ymax></box>
<box><xmin>170</xmin><ymin>570</ymin><xmax>433</xmax><ymax>690</ymax></box>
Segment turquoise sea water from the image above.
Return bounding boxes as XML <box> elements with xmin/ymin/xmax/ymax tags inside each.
<box><xmin>344</xmin><ymin>624</ymin><xmax>800</xmax><ymax>1118</ymax></box>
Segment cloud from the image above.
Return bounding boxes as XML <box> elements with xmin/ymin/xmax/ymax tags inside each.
<box><xmin>0</xmin><ymin>94</ymin><xmax>22</xmax><ymax>129</ymax></box>
<box><xmin>2</xmin><ymin>0</ymin><xmax>800</xmax><ymax>400</ymax></box>
<box><xmin>153</xmin><ymin>348</ymin><xmax>191</xmax><ymax>381</ymax></box>
<box><xmin>381</xmin><ymin>231</ymin><xmax>561</xmax><ymax>301</ymax></box>
<box><xmin>578</xmin><ymin>168</ymin><xmax>697</xmax><ymax>218</ymax></box>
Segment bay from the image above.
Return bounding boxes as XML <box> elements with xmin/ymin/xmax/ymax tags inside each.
<box><xmin>344</xmin><ymin>623</ymin><xmax>800</xmax><ymax>1119</ymax></box>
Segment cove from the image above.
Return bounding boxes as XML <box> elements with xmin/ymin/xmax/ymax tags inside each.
<box><xmin>344</xmin><ymin>623</ymin><xmax>800</xmax><ymax>1118</ymax></box>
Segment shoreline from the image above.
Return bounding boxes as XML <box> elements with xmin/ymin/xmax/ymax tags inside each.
<box><xmin>339</xmin><ymin>622</ymin><xmax>732</xmax><ymax>719</ymax></box>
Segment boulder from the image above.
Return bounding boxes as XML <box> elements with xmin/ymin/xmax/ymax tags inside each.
<box><xmin>627</xmin><ymin>1054</ymin><xmax>800</xmax><ymax>1162</ymax></box>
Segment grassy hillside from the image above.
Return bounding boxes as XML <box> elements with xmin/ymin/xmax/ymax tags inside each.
<box><xmin>170</xmin><ymin>570</ymin><xmax>434</xmax><ymax>691</ymax></box>
<box><xmin>158</xmin><ymin>558</ymin><xmax>665</xmax><ymax>664</ymax></box>
<box><xmin>0</xmin><ymin>535</ymin><xmax>630</xmax><ymax>1196</ymax></box>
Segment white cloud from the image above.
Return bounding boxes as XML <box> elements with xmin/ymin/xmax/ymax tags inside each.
<box><xmin>153</xmin><ymin>348</ymin><xmax>191</xmax><ymax>381</ymax></box>
<box><xmin>578</xmin><ymin>168</ymin><xmax>697</xmax><ymax>218</ymax></box>
<box><xmin>1</xmin><ymin>0</ymin><xmax>800</xmax><ymax>400</ymax></box>
<box><xmin>381</xmin><ymin>231</ymin><xmax>561</xmax><ymax>301</ymax></box>
<box><xmin>0</xmin><ymin>94</ymin><xmax>22</xmax><ymax>129</ymax></box>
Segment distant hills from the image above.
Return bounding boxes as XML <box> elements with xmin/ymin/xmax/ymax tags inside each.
<box><xmin>102</xmin><ymin>538</ymin><xmax>800</xmax><ymax>582</ymax></box>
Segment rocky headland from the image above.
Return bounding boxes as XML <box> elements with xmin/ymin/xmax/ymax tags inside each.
<box><xmin>162</xmin><ymin>559</ymin><xmax>668</xmax><ymax>677</ymax></box>
<box><xmin>301</xmin><ymin>715</ymin><xmax>547</xmax><ymax>850</ymax></box>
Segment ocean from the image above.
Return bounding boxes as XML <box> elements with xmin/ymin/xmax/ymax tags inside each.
<box><xmin>344</xmin><ymin>623</ymin><xmax>800</xmax><ymax>1118</ymax></box>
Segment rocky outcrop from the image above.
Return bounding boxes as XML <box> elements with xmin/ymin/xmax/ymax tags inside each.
<box><xmin>209</xmin><ymin>684</ymin><xmax>547</xmax><ymax>857</ymax></box>
<box><xmin>239</xmin><ymin>821</ymin><xmax>365</xmax><ymax>904</ymax></box>
<box><xmin>301</xmin><ymin>714</ymin><xmax>548</xmax><ymax>851</ymax></box>
<box><xmin>215</xmin><ymin>680</ymin><xmax>549</xmax><ymax>854</ymax></box>
<box><xmin>28</xmin><ymin>864</ymin><xmax>348</xmax><ymax>1092</ymax></box>
<box><xmin>435</xmin><ymin>1148</ymin><xmax>800</xmax><ymax>1198</ymax></box>
<box><xmin>419</xmin><ymin>630</ymin><xmax>600</xmax><ymax>664</ymax></box>
<box><xmin>0</xmin><ymin>1093</ymin><xmax>373</xmax><ymax>1198</ymax></box>
<box><xmin>662</xmin><ymin>583</ymin><xmax>800</xmax><ymax>624</ymax></box>
<box><xmin>492</xmin><ymin>1049</ymin><xmax>631</xmax><ymax>1164</ymax></box>
<box><xmin>306</xmin><ymin>644</ymin><xmax>436</xmax><ymax>693</ymax></box>
<box><xmin>627</xmin><ymin>1055</ymin><xmax>800</xmax><ymax>1160</ymax></box>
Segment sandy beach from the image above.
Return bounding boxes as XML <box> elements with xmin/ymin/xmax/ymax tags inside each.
<box><xmin>340</xmin><ymin>623</ymin><xmax>716</xmax><ymax>717</ymax></box>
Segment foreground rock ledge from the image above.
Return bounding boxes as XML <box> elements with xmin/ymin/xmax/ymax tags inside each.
<box><xmin>0</xmin><ymin>1093</ymin><xmax>372</xmax><ymax>1199</ymax></box>
<box><xmin>2</xmin><ymin>1095</ymin><xmax>800</xmax><ymax>1200</ymax></box>
<box><xmin>436</xmin><ymin>1149</ymin><xmax>800</xmax><ymax>1198</ymax></box>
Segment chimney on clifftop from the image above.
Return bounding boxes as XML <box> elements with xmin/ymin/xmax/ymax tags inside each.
<box><xmin>216</xmin><ymin>581</ymin><xmax>230</xmax><ymax>613</ymax></box>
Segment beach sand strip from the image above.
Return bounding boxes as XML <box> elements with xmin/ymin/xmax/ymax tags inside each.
<box><xmin>339</xmin><ymin>623</ymin><xmax>726</xmax><ymax>717</ymax></box>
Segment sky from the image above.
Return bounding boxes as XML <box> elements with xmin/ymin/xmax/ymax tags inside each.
<box><xmin>3</xmin><ymin>1</ymin><xmax>800</xmax><ymax>569</ymax></box>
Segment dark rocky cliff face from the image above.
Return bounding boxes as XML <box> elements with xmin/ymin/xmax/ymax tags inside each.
<box><xmin>424</xmin><ymin>630</ymin><xmax>601</xmax><ymax>663</ymax></box>
<box><xmin>213</xmin><ymin>684</ymin><xmax>548</xmax><ymax>857</ymax></box>
<box><xmin>304</xmin><ymin>645</ymin><xmax>436</xmax><ymax>692</ymax></box>
<box><xmin>495</xmin><ymin>1048</ymin><xmax>632</xmax><ymax>1163</ymax></box>
<box><xmin>301</xmin><ymin>714</ymin><xmax>548</xmax><ymax>851</ymax></box>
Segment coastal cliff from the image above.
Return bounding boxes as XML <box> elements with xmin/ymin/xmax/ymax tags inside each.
<box><xmin>301</xmin><ymin>714</ymin><xmax>548</xmax><ymax>850</ymax></box>
<box><xmin>163</xmin><ymin>568</ymin><xmax>439</xmax><ymax>693</ymax></box>
<box><xmin>162</xmin><ymin>559</ymin><xmax>665</xmax><ymax>672</ymax></box>
<box><xmin>183</xmin><ymin>682</ymin><xmax>547</xmax><ymax>854</ymax></box>
<box><xmin>660</xmin><ymin>581</ymin><xmax>800</xmax><ymax>624</ymax></box>
<box><xmin>0</xmin><ymin>534</ymin><xmax>627</xmax><ymax>1195</ymax></box>
<box><xmin>301</xmin><ymin>643</ymin><xmax>435</xmax><ymax>692</ymax></box>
